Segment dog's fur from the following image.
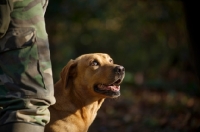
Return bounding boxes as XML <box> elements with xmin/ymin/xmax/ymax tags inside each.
<box><xmin>45</xmin><ymin>53</ymin><xmax>125</xmax><ymax>132</ymax></box>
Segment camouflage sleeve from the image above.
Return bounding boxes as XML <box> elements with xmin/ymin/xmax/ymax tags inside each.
<box><xmin>0</xmin><ymin>0</ymin><xmax>13</xmax><ymax>38</ymax></box>
<box><xmin>0</xmin><ymin>0</ymin><xmax>55</xmax><ymax>128</ymax></box>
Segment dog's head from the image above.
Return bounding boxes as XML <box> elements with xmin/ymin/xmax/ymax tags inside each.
<box><xmin>60</xmin><ymin>53</ymin><xmax>125</xmax><ymax>98</ymax></box>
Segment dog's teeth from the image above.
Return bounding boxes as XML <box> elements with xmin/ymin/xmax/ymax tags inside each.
<box><xmin>98</xmin><ymin>84</ymin><xmax>105</xmax><ymax>89</ymax></box>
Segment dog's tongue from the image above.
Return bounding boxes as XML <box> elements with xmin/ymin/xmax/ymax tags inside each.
<box><xmin>98</xmin><ymin>84</ymin><xmax>120</xmax><ymax>91</ymax></box>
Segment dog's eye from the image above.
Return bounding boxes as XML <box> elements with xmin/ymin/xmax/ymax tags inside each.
<box><xmin>91</xmin><ymin>61</ymin><xmax>99</xmax><ymax>66</ymax></box>
<box><xmin>109</xmin><ymin>59</ymin><xmax>113</xmax><ymax>63</ymax></box>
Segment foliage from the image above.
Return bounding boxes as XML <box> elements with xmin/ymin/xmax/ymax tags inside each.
<box><xmin>46</xmin><ymin>0</ymin><xmax>189</xmax><ymax>83</ymax></box>
<box><xmin>89</xmin><ymin>88</ymin><xmax>200</xmax><ymax>132</ymax></box>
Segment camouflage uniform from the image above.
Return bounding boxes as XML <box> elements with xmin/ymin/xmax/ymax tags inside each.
<box><xmin>0</xmin><ymin>0</ymin><xmax>55</xmax><ymax>131</ymax></box>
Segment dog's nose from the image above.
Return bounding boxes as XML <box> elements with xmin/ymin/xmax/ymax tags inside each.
<box><xmin>114</xmin><ymin>65</ymin><xmax>125</xmax><ymax>74</ymax></box>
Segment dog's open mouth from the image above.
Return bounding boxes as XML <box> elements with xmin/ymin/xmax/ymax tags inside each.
<box><xmin>94</xmin><ymin>79</ymin><xmax>122</xmax><ymax>97</ymax></box>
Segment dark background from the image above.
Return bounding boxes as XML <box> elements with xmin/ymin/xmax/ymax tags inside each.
<box><xmin>45</xmin><ymin>1</ymin><xmax>200</xmax><ymax>132</ymax></box>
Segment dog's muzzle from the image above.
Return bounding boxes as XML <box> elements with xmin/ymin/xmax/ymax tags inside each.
<box><xmin>94</xmin><ymin>65</ymin><xmax>125</xmax><ymax>98</ymax></box>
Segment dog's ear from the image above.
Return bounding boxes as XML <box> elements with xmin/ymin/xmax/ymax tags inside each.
<box><xmin>60</xmin><ymin>59</ymin><xmax>77</xmax><ymax>88</ymax></box>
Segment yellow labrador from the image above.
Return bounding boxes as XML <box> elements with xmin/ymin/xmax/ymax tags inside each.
<box><xmin>45</xmin><ymin>53</ymin><xmax>125</xmax><ymax>132</ymax></box>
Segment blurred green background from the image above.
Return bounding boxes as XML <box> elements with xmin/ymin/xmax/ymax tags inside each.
<box><xmin>45</xmin><ymin>0</ymin><xmax>200</xmax><ymax>132</ymax></box>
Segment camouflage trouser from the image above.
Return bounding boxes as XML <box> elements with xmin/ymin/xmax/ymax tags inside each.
<box><xmin>0</xmin><ymin>0</ymin><xmax>55</xmax><ymax>128</ymax></box>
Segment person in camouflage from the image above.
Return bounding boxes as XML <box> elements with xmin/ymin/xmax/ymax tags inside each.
<box><xmin>0</xmin><ymin>0</ymin><xmax>55</xmax><ymax>131</ymax></box>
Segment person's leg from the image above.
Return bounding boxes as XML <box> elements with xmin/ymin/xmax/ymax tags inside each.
<box><xmin>0</xmin><ymin>122</ymin><xmax>44</xmax><ymax>132</ymax></box>
<box><xmin>0</xmin><ymin>0</ymin><xmax>55</xmax><ymax>131</ymax></box>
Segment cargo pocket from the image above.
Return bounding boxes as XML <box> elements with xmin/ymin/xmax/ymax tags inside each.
<box><xmin>0</xmin><ymin>0</ymin><xmax>13</xmax><ymax>38</ymax></box>
<box><xmin>0</xmin><ymin>27</ymin><xmax>47</xmax><ymax>98</ymax></box>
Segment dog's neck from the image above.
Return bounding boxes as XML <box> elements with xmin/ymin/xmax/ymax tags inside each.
<box><xmin>51</xmin><ymin>79</ymin><xmax>105</xmax><ymax>131</ymax></box>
